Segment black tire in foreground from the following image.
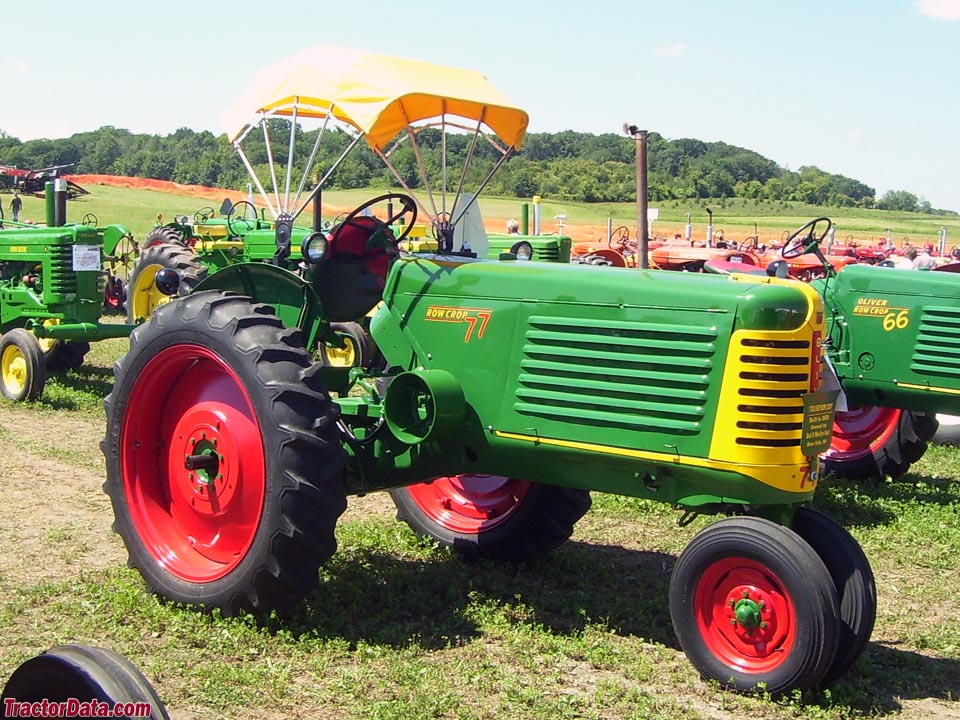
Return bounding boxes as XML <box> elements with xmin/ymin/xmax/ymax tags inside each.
<box><xmin>126</xmin><ymin>242</ymin><xmax>208</xmax><ymax>324</ymax></box>
<box><xmin>0</xmin><ymin>329</ymin><xmax>46</xmax><ymax>402</ymax></box>
<box><xmin>669</xmin><ymin>516</ymin><xmax>841</xmax><ymax>695</ymax></box>
<box><xmin>792</xmin><ymin>507</ymin><xmax>876</xmax><ymax>686</ymax></box>
<box><xmin>103</xmin><ymin>291</ymin><xmax>348</xmax><ymax>615</ymax></box>
<box><xmin>1</xmin><ymin>645</ymin><xmax>169</xmax><ymax>719</ymax></box>
<box><xmin>821</xmin><ymin>406</ymin><xmax>938</xmax><ymax>480</ymax></box>
<box><xmin>390</xmin><ymin>476</ymin><xmax>591</xmax><ymax>561</ymax></box>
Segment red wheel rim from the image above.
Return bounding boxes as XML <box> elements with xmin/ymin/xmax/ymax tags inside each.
<box><xmin>823</xmin><ymin>406</ymin><xmax>901</xmax><ymax>461</ymax></box>
<box><xmin>694</xmin><ymin>557</ymin><xmax>796</xmax><ymax>673</ymax></box>
<box><xmin>405</xmin><ymin>475</ymin><xmax>531</xmax><ymax>534</ymax></box>
<box><xmin>120</xmin><ymin>344</ymin><xmax>265</xmax><ymax>582</ymax></box>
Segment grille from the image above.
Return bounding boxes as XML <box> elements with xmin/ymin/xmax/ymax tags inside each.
<box><xmin>514</xmin><ymin>315</ymin><xmax>717</xmax><ymax>434</ymax></box>
<box><xmin>733</xmin><ymin>336</ymin><xmax>812</xmax><ymax>448</ymax></box>
<box><xmin>533</xmin><ymin>244</ymin><xmax>560</xmax><ymax>262</ymax></box>
<box><xmin>911</xmin><ymin>306</ymin><xmax>960</xmax><ymax>379</ymax></box>
<box><xmin>48</xmin><ymin>245</ymin><xmax>77</xmax><ymax>295</ymax></box>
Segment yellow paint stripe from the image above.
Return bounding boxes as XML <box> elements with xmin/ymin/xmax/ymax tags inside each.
<box><xmin>896</xmin><ymin>381</ymin><xmax>960</xmax><ymax>396</ymax></box>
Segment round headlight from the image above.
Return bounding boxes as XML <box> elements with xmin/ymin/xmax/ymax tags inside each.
<box><xmin>510</xmin><ymin>240</ymin><xmax>533</xmax><ymax>261</ymax></box>
<box><xmin>301</xmin><ymin>232</ymin><xmax>329</xmax><ymax>263</ymax></box>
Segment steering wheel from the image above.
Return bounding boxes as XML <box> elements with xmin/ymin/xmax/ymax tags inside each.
<box><xmin>782</xmin><ymin>217</ymin><xmax>833</xmax><ymax>259</ymax></box>
<box><xmin>227</xmin><ymin>200</ymin><xmax>257</xmax><ymax>236</ymax></box>
<box><xmin>608</xmin><ymin>225</ymin><xmax>632</xmax><ymax>249</ymax></box>
<box><xmin>740</xmin><ymin>235</ymin><xmax>759</xmax><ymax>252</ymax></box>
<box><xmin>81</xmin><ymin>213</ymin><xmax>98</xmax><ymax>226</ymax></box>
<box><xmin>194</xmin><ymin>206</ymin><xmax>215</xmax><ymax>224</ymax></box>
<box><xmin>330</xmin><ymin>193</ymin><xmax>418</xmax><ymax>261</ymax></box>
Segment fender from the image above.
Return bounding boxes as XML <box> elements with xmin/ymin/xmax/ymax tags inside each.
<box><xmin>194</xmin><ymin>263</ymin><xmax>328</xmax><ymax>350</ymax></box>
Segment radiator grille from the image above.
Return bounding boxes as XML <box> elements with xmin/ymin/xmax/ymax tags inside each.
<box><xmin>48</xmin><ymin>245</ymin><xmax>77</xmax><ymax>295</ymax></box>
<box><xmin>911</xmin><ymin>306</ymin><xmax>960</xmax><ymax>379</ymax></box>
<box><xmin>733</xmin><ymin>336</ymin><xmax>812</xmax><ymax>448</ymax></box>
<box><xmin>514</xmin><ymin>315</ymin><xmax>717</xmax><ymax>434</ymax></box>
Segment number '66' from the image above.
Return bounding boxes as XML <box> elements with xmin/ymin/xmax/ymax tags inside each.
<box><xmin>882</xmin><ymin>310</ymin><xmax>909</xmax><ymax>331</ymax></box>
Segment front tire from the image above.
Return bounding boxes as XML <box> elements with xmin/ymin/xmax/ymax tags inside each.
<box><xmin>389</xmin><ymin>476</ymin><xmax>591</xmax><ymax>561</ymax></box>
<box><xmin>792</xmin><ymin>507</ymin><xmax>875</xmax><ymax>686</ymax></box>
<box><xmin>669</xmin><ymin>516</ymin><xmax>840</xmax><ymax>695</ymax></box>
<box><xmin>821</xmin><ymin>406</ymin><xmax>937</xmax><ymax>480</ymax></box>
<box><xmin>103</xmin><ymin>291</ymin><xmax>347</xmax><ymax>615</ymax></box>
<box><xmin>319</xmin><ymin>321</ymin><xmax>373</xmax><ymax>368</ymax></box>
<box><xmin>0</xmin><ymin>329</ymin><xmax>46</xmax><ymax>402</ymax></box>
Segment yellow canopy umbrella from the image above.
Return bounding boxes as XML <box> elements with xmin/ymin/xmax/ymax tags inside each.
<box><xmin>222</xmin><ymin>45</ymin><xmax>529</xmax><ymax>151</ymax></box>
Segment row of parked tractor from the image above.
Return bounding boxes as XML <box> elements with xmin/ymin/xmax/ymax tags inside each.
<box><xmin>3</xmin><ymin>44</ymin><xmax>960</xmax><ymax>705</ymax></box>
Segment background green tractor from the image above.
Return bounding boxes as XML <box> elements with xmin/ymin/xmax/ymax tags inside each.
<box><xmin>102</xmin><ymin>47</ymin><xmax>874</xmax><ymax>697</ymax></box>
<box><xmin>0</xmin><ymin>185</ymin><xmax>136</xmax><ymax>401</ymax></box>
<box><xmin>714</xmin><ymin>217</ymin><xmax>960</xmax><ymax>481</ymax></box>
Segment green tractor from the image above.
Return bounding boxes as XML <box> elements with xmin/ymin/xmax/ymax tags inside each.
<box><xmin>0</xmin><ymin>190</ymin><xmax>137</xmax><ymax>401</ymax></box>
<box><xmin>102</xmin><ymin>47</ymin><xmax>873</xmax><ymax>697</ymax></box>
<box><xmin>705</xmin><ymin>219</ymin><xmax>960</xmax><ymax>481</ymax></box>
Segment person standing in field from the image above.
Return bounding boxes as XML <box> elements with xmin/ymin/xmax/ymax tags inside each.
<box><xmin>506</xmin><ymin>218</ymin><xmax>520</xmax><ymax>234</ymax></box>
<box><xmin>10</xmin><ymin>193</ymin><xmax>22</xmax><ymax>222</ymax></box>
<box><xmin>914</xmin><ymin>243</ymin><xmax>938</xmax><ymax>270</ymax></box>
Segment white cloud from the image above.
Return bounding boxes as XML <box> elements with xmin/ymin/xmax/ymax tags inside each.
<box><xmin>14</xmin><ymin>60</ymin><xmax>29</xmax><ymax>75</ymax></box>
<box><xmin>656</xmin><ymin>43</ymin><xmax>687</xmax><ymax>59</ymax></box>
<box><xmin>848</xmin><ymin>129</ymin><xmax>861</xmax><ymax>142</ymax></box>
<box><xmin>918</xmin><ymin>0</ymin><xmax>960</xmax><ymax>19</ymax></box>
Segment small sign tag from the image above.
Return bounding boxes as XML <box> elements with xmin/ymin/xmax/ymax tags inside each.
<box><xmin>72</xmin><ymin>245</ymin><xmax>101</xmax><ymax>271</ymax></box>
<box><xmin>801</xmin><ymin>390</ymin><xmax>840</xmax><ymax>456</ymax></box>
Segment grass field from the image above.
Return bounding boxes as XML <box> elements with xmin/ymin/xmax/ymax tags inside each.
<box><xmin>7</xmin><ymin>183</ymin><xmax>960</xmax><ymax>248</ymax></box>
<box><xmin>0</xmin><ymin>329</ymin><xmax>958</xmax><ymax>718</ymax></box>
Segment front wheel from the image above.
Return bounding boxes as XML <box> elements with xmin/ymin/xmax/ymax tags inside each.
<box><xmin>0</xmin><ymin>329</ymin><xmax>46</xmax><ymax>402</ymax></box>
<box><xmin>103</xmin><ymin>291</ymin><xmax>348</xmax><ymax>615</ymax></box>
<box><xmin>389</xmin><ymin>476</ymin><xmax>591</xmax><ymax>561</ymax></box>
<box><xmin>669</xmin><ymin>516</ymin><xmax>840</xmax><ymax>695</ymax></box>
<box><xmin>318</xmin><ymin>321</ymin><xmax>373</xmax><ymax>369</ymax></box>
<box><xmin>792</xmin><ymin>507</ymin><xmax>875</xmax><ymax>686</ymax></box>
<box><xmin>821</xmin><ymin>406</ymin><xmax>937</xmax><ymax>480</ymax></box>
<box><xmin>126</xmin><ymin>242</ymin><xmax>207</xmax><ymax>323</ymax></box>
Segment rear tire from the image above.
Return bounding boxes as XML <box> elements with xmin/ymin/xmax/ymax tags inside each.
<box><xmin>126</xmin><ymin>242</ymin><xmax>207</xmax><ymax>323</ymax></box>
<box><xmin>0</xmin><ymin>329</ymin><xmax>46</xmax><ymax>402</ymax></box>
<box><xmin>821</xmin><ymin>406</ymin><xmax>937</xmax><ymax>480</ymax></box>
<box><xmin>390</xmin><ymin>476</ymin><xmax>591</xmax><ymax>561</ymax></box>
<box><xmin>143</xmin><ymin>226</ymin><xmax>186</xmax><ymax>247</ymax></box>
<box><xmin>669</xmin><ymin>516</ymin><xmax>840</xmax><ymax>695</ymax></box>
<box><xmin>103</xmin><ymin>291</ymin><xmax>347</xmax><ymax>615</ymax></box>
<box><xmin>1</xmin><ymin>645</ymin><xmax>169</xmax><ymax>718</ymax></box>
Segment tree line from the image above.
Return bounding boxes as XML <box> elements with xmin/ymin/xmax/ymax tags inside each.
<box><xmin>0</xmin><ymin>125</ymin><xmax>953</xmax><ymax>215</ymax></box>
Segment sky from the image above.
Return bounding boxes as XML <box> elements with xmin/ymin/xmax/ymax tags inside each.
<box><xmin>3</xmin><ymin>0</ymin><xmax>958</xmax><ymax>212</ymax></box>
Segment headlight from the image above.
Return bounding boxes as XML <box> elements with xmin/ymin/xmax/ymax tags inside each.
<box><xmin>301</xmin><ymin>232</ymin><xmax>328</xmax><ymax>263</ymax></box>
<box><xmin>510</xmin><ymin>240</ymin><xmax>533</xmax><ymax>261</ymax></box>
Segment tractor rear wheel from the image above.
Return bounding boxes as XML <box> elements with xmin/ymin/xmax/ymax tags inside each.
<box><xmin>143</xmin><ymin>226</ymin><xmax>186</xmax><ymax>248</ymax></box>
<box><xmin>0</xmin><ymin>329</ymin><xmax>46</xmax><ymax>402</ymax></box>
<box><xmin>1</xmin><ymin>645</ymin><xmax>169</xmax><ymax>718</ymax></box>
<box><xmin>103</xmin><ymin>290</ymin><xmax>347</xmax><ymax>615</ymax></box>
<box><xmin>792</xmin><ymin>507</ymin><xmax>876</xmax><ymax>686</ymax></box>
<box><xmin>319</xmin><ymin>321</ymin><xmax>373</xmax><ymax>368</ymax></box>
<box><xmin>669</xmin><ymin>516</ymin><xmax>840</xmax><ymax>695</ymax></box>
<box><xmin>126</xmin><ymin>242</ymin><xmax>207</xmax><ymax>324</ymax></box>
<box><xmin>389</xmin><ymin>476</ymin><xmax>591</xmax><ymax>561</ymax></box>
<box><xmin>821</xmin><ymin>406</ymin><xmax>937</xmax><ymax>480</ymax></box>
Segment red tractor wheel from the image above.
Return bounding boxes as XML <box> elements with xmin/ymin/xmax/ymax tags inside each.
<box><xmin>103</xmin><ymin>291</ymin><xmax>347</xmax><ymax>615</ymax></box>
<box><xmin>389</xmin><ymin>475</ymin><xmax>591</xmax><ymax>561</ymax></box>
<box><xmin>669</xmin><ymin>516</ymin><xmax>840</xmax><ymax>695</ymax></box>
<box><xmin>792</xmin><ymin>507</ymin><xmax>876</xmax><ymax>686</ymax></box>
<box><xmin>821</xmin><ymin>406</ymin><xmax>937</xmax><ymax>480</ymax></box>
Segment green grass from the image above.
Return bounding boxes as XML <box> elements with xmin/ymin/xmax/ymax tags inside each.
<box><xmin>2</xmin><ymin>335</ymin><xmax>959</xmax><ymax>719</ymax></box>
<box><xmin>10</xmin><ymin>184</ymin><xmax>960</xmax><ymax>247</ymax></box>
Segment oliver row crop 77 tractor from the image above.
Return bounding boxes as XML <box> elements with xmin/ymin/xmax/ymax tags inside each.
<box><xmin>0</xmin><ymin>186</ymin><xmax>137</xmax><ymax>401</ymax></box>
<box><xmin>103</xmin><ymin>47</ymin><xmax>873</xmax><ymax>697</ymax></box>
